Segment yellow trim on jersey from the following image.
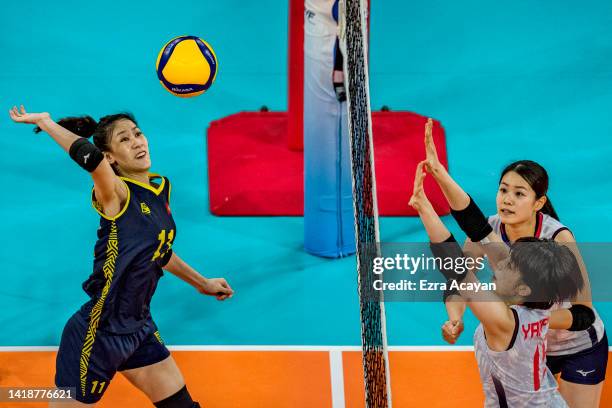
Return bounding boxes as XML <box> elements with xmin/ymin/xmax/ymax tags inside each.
<box><xmin>153</xmin><ymin>330</ymin><xmax>164</xmax><ymax>345</ymax></box>
<box><xmin>120</xmin><ymin>173</ymin><xmax>166</xmax><ymax>196</ymax></box>
<box><xmin>90</xmin><ymin>180</ymin><xmax>131</xmax><ymax>221</ymax></box>
<box><xmin>80</xmin><ymin>222</ymin><xmax>119</xmax><ymax>396</ymax></box>
<box><xmin>167</xmin><ymin>178</ymin><xmax>172</xmax><ymax>203</ymax></box>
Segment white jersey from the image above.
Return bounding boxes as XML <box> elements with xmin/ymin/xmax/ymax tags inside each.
<box><xmin>474</xmin><ymin>306</ymin><xmax>568</xmax><ymax>407</ymax></box>
<box><xmin>305</xmin><ymin>0</ymin><xmax>338</xmax><ymax>38</ymax></box>
<box><xmin>488</xmin><ymin>213</ymin><xmax>605</xmax><ymax>356</ymax></box>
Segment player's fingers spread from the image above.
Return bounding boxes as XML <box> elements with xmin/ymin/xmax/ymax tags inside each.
<box><xmin>20</xmin><ymin>105</ymin><xmax>25</xmax><ymax>114</ymax></box>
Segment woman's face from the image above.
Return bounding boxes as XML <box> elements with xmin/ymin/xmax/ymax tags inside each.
<box><xmin>496</xmin><ymin>171</ymin><xmax>546</xmax><ymax>225</ymax></box>
<box><xmin>105</xmin><ymin>119</ymin><xmax>151</xmax><ymax>174</ymax></box>
<box><xmin>492</xmin><ymin>257</ymin><xmax>530</xmax><ymax>300</ymax></box>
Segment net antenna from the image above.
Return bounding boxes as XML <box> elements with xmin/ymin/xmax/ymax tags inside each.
<box><xmin>338</xmin><ymin>0</ymin><xmax>392</xmax><ymax>407</ymax></box>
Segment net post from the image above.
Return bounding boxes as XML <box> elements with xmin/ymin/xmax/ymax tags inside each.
<box><xmin>287</xmin><ymin>0</ymin><xmax>304</xmax><ymax>151</ymax></box>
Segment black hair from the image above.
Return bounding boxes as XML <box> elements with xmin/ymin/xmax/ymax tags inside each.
<box><xmin>34</xmin><ymin>113</ymin><xmax>138</xmax><ymax>152</ymax></box>
<box><xmin>509</xmin><ymin>237</ymin><xmax>584</xmax><ymax>310</ymax></box>
<box><xmin>500</xmin><ymin>160</ymin><xmax>559</xmax><ymax>220</ymax></box>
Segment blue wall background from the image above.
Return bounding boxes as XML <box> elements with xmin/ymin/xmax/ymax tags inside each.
<box><xmin>1</xmin><ymin>0</ymin><xmax>610</xmax><ymax>346</ymax></box>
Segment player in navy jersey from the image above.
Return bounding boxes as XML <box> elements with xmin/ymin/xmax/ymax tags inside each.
<box><xmin>416</xmin><ymin>118</ymin><xmax>606</xmax><ymax>407</ymax></box>
<box><xmin>9</xmin><ymin>105</ymin><xmax>234</xmax><ymax>408</ymax></box>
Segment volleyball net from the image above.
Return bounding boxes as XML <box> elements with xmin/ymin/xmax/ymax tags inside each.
<box><xmin>339</xmin><ymin>0</ymin><xmax>392</xmax><ymax>407</ymax></box>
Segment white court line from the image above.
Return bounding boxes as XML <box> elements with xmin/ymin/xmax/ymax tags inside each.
<box><xmin>0</xmin><ymin>345</ymin><xmax>471</xmax><ymax>352</ymax></box>
<box><xmin>2</xmin><ymin>345</ymin><xmax>611</xmax><ymax>352</ymax></box>
<box><xmin>329</xmin><ymin>349</ymin><xmax>346</xmax><ymax>408</ymax></box>
<box><xmin>0</xmin><ymin>346</ymin><xmax>59</xmax><ymax>352</ymax></box>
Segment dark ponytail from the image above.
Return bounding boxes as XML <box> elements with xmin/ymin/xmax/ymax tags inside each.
<box><xmin>34</xmin><ymin>115</ymin><xmax>97</xmax><ymax>138</ymax></box>
<box><xmin>34</xmin><ymin>112</ymin><xmax>137</xmax><ymax>153</ymax></box>
<box><xmin>500</xmin><ymin>160</ymin><xmax>559</xmax><ymax>221</ymax></box>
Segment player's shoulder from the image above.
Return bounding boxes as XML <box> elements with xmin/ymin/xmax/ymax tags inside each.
<box><xmin>541</xmin><ymin>212</ymin><xmax>565</xmax><ymax>230</ymax></box>
<box><xmin>540</xmin><ymin>213</ymin><xmax>572</xmax><ymax>240</ymax></box>
<box><xmin>487</xmin><ymin>214</ymin><xmax>501</xmax><ymax>230</ymax></box>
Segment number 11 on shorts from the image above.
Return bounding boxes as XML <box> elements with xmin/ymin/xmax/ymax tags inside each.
<box><xmin>90</xmin><ymin>381</ymin><xmax>106</xmax><ymax>394</ymax></box>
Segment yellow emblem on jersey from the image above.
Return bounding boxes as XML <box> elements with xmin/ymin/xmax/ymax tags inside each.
<box><xmin>140</xmin><ymin>202</ymin><xmax>151</xmax><ymax>215</ymax></box>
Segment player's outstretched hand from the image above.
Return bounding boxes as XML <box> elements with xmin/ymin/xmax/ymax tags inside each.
<box><xmin>198</xmin><ymin>278</ymin><xmax>234</xmax><ymax>301</ymax></box>
<box><xmin>423</xmin><ymin>118</ymin><xmax>443</xmax><ymax>175</ymax></box>
<box><xmin>441</xmin><ymin>320</ymin><xmax>464</xmax><ymax>344</ymax></box>
<box><xmin>408</xmin><ymin>161</ymin><xmax>430</xmax><ymax>212</ymax></box>
<box><xmin>9</xmin><ymin>105</ymin><xmax>49</xmax><ymax>126</ymax></box>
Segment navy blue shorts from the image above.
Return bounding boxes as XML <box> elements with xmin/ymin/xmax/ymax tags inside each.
<box><xmin>55</xmin><ymin>312</ymin><xmax>170</xmax><ymax>404</ymax></box>
<box><xmin>547</xmin><ymin>331</ymin><xmax>608</xmax><ymax>385</ymax></box>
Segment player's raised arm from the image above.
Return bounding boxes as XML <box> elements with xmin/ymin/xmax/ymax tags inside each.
<box><xmin>422</xmin><ymin>118</ymin><xmax>508</xmax><ymax>261</ymax></box>
<box><xmin>9</xmin><ymin>105</ymin><xmax>124</xmax><ymax>215</ymax></box>
<box><xmin>408</xmin><ymin>162</ymin><xmax>516</xmax><ymax>344</ymax></box>
<box><xmin>163</xmin><ymin>252</ymin><xmax>234</xmax><ymax>301</ymax></box>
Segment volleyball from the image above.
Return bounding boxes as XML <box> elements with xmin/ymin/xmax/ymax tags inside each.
<box><xmin>156</xmin><ymin>36</ymin><xmax>218</xmax><ymax>98</ymax></box>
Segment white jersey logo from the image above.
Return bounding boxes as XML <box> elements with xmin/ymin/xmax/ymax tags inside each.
<box><xmin>576</xmin><ymin>369</ymin><xmax>595</xmax><ymax>377</ymax></box>
<box><xmin>83</xmin><ymin>153</ymin><xmax>91</xmax><ymax>163</ymax></box>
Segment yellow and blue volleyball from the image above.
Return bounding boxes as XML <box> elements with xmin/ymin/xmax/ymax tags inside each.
<box><xmin>156</xmin><ymin>36</ymin><xmax>218</xmax><ymax>98</ymax></box>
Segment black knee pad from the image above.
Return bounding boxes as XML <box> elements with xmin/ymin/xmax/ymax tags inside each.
<box><xmin>154</xmin><ymin>385</ymin><xmax>200</xmax><ymax>408</ymax></box>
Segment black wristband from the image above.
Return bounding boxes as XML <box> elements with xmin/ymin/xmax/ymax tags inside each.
<box><xmin>442</xmin><ymin>286</ymin><xmax>460</xmax><ymax>303</ymax></box>
<box><xmin>69</xmin><ymin>137</ymin><xmax>104</xmax><ymax>172</ymax></box>
<box><xmin>450</xmin><ymin>196</ymin><xmax>493</xmax><ymax>242</ymax></box>
<box><xmin>430</xmin><ymin>234</ymin><xmax>468</xmax><ymax>283</ymax></box>
<box><xmin>568</xmin><ymin>304</ymin><xmax>595</xmax><ymax>331</ymax></box>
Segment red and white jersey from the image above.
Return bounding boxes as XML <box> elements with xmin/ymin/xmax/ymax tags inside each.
<box><xmin>488</xmin><ymin>212</ymin><xmax>605</xmax><ymax>356</ymax></box>
<box><xmin>474</xmin><ymin>305</ymin><xmax>568</xmax><ymax>407</ymax></box>
<box><xmin>488</xmin><ymin>212</ymin><xmax>568</xmax><ymax>244</ymax></box>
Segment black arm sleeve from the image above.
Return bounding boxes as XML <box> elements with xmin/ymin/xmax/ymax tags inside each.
<box><xmin>431</xmin><ymin>235</ymin><xmax>467</xmax><ymax>302</ymax></box>
<box><xmin>69</xmin><ymin>137</ymin><xmax>104</xmax><ymax>172</ymax></box>
<box><xmin>430</xmin><ymin>234</ymin><xmax>468</xmax><ymax>282</ymax></box>
<box><xmin>568</xmin><ymin>304</ymin><xmax>596</xmax><ymax>331</ymax></box>
<box><xmin>450</xmin><ymin>195</ymin><xmax>493</xmax><ymax>242</ymax></box>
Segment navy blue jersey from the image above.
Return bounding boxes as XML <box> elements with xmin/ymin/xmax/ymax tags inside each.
<box><xmin>79</xmin><ymin>174</ymin><xmax>176</xmax><ymax>334</ymax></box>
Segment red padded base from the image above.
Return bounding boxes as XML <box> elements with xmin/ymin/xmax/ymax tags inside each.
<box><xmin>207</xmin><ymin>111</ymin><xmax>450</xmax><ymax>216</ymax></box>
